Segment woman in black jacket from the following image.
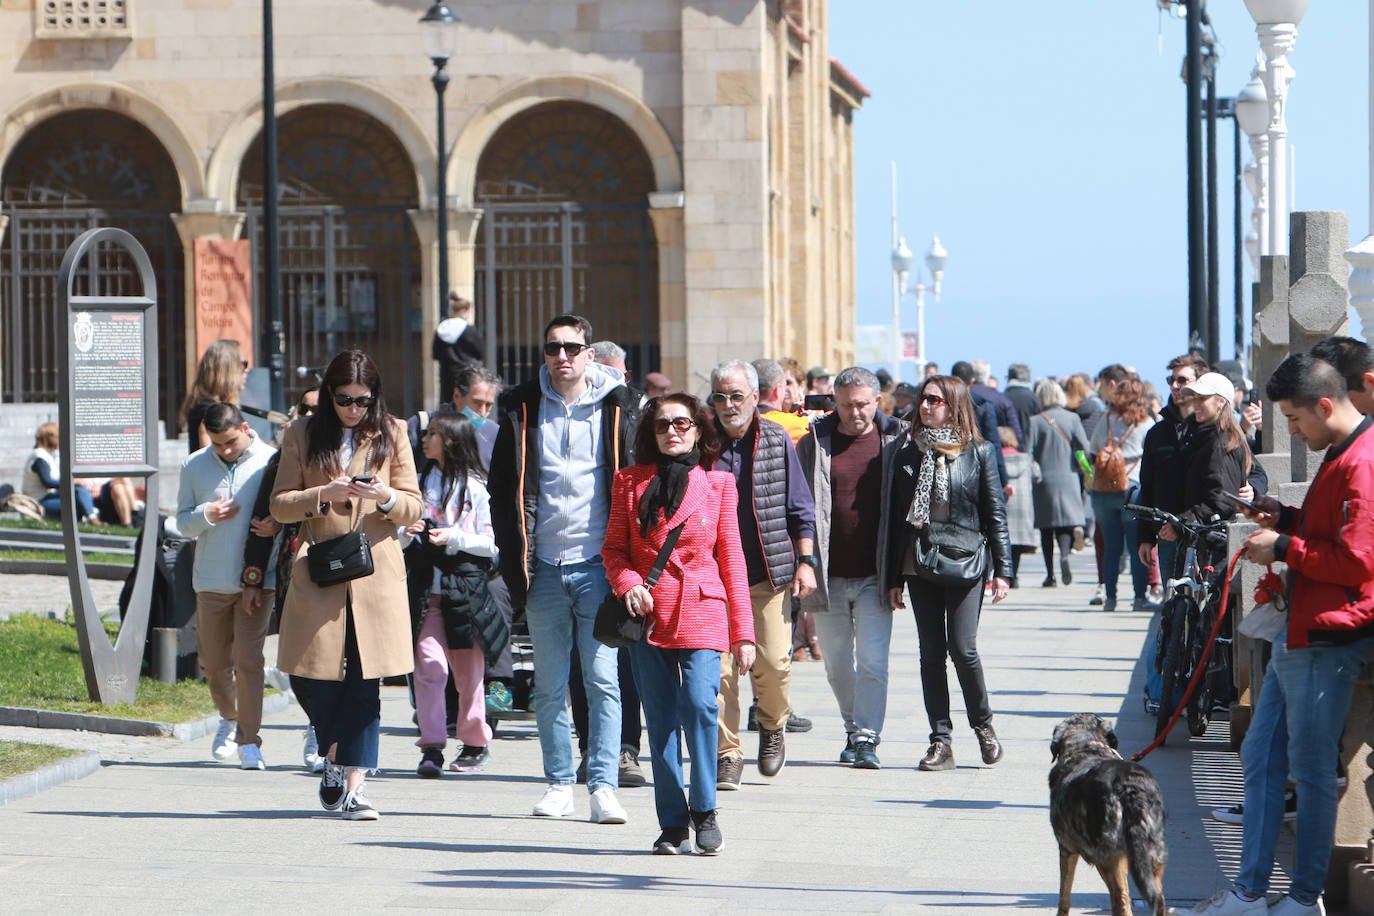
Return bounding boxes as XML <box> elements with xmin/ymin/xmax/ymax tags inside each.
<box><xmin>888</xmin><ymin>376</ymin><xmax>1013</xmax><ymax>772</ymax></box>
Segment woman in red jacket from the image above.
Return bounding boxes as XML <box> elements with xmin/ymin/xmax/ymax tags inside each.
<box><xmin>602</xmin><ymin>393</ymin><xmax>756</xmax><ymax>856</ymax></box>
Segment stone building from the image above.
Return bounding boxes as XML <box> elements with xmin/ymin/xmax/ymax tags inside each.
<box><xmin>0</xmin><ymin>0</ymin><xmax>865</xmax><ymax>422</ymax></box>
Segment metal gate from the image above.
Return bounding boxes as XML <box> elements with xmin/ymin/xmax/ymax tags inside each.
<box><xmin>475</xmin><ymin>202</ymin><xmax>658</xmax><ymax>385</ymax></box>
<box><xmin>2</xmin><ymin>207</ymin><xmax>185</xmax><ymax>425</ymax></box>
<box><xmin>244</xmin><ymin>206</ymin><xmax>421</xmax><ymax>415</ymax></box>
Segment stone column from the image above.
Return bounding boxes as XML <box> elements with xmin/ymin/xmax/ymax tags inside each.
<box><xmin>169</xmin><ymin>201</ymin><xmax>247</xmax><ymax>401</ymax></box>
<box><xmin>407</xmin><ymin>205</ymin><xmax>482</xmax><ymax>407</ymax></box>
<box><xmin>647</xmin><ymin>192</ymin><xmax>686</xmax><ymax>394</ymax></box>
<box><xmin>1286</xmin><ymin>210</ymin><xmax>1350</xmax><ymax>488</ymax></box>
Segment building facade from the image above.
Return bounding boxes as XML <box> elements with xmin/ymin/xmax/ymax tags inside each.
<box><xmin>0</xmin><ymin>0</ymin><xmax>864</xmax><ymax>422</ymax></box>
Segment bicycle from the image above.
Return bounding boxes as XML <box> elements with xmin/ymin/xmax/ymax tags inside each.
<box><xmin>1125</xmin><ymin>504</ymin><xmax>1232</xmax><ymax>741</ymax></box>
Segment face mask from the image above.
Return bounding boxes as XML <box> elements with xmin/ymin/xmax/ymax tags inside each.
<box><xmin>462</xmin><ymin>406</ymin><xmax>485</xmax><ymax>428</ymax></box>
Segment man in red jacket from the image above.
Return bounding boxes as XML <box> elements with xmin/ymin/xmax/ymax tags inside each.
<box><xmin>1192</xmin><ymin>353</ymin><xmax>1374</xmax><ymax>916</ymax></box>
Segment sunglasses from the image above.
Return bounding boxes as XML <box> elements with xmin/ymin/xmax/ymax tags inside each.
<box><xmin>333</xmin><ymin>393</ymin><xmax>376</xmax><ymax>409</ymax></box>
<box><xmin>241</xmin><ymin>361</ymin><xmax>250</xmax><ymax>371</ymax></box>
<box><xmin>920</xmin><ymin>394</ymin><xmax>948</xmax><ymax>407</ymax></box>
<box><xmin>653</xmin><ymin>416</ymin><xmax>696</xmax><ymax>435</ymax></box>
<box><xmin>297</xmin><ymin>403</ymin><xmax>315</xmax><ymax>416</ymax></box>
<box><xmin>1168</xmin><ymin>376</ymin><xmax>1194</xmax><ymax>387</ymax></box>
<box><xmin>708</xmin><ymin>391</ymin><xmax>750</xmax><ymax>405</ymax></box>
<box><xmin>543</xmin><ymin>341</ymin><xmax>590</xmax><ymax>358</ymax></box>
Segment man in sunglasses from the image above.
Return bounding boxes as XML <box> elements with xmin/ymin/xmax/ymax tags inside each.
<box><xmin>489</xmin><ymin>314</ymin><xmax>639</xmax><ymax>825</ymax></box>
<box><xmin>708</xmin><ymin>359</ymin><xmax>816</xmax><ymax>787</ymax></box>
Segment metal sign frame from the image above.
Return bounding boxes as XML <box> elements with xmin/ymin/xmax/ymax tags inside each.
<box><xmin>57</xmin><ymin>227</ymin><xmax>160</xmax><ymax>704</ymax></box>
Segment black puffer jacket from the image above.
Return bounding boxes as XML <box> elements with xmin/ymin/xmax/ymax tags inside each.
<box><xmin>405</xmin><ymin>540</ymin><xmax>509</xmax><ymax>667</ymax></box>
<box><xmin>886</xmin><ymin>438</ymin><xmax>1014</xmax><ymax>587</ymax></box>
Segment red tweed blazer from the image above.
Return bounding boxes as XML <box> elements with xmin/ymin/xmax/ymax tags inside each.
<box><xmin>602</xmin><ymin>464</ymin><xmax>755</xmax><ymax>652</ymax></box>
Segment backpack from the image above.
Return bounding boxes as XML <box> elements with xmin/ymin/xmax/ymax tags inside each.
<box><xmin>1</xmin><ymin>491</ymin><xmax>45</xmax><ymax>522</ymax></box>
<box><xmin>1091</xmin><ymin>429</ymin><xmax>1136</xmax><ymax>493</ymax></box>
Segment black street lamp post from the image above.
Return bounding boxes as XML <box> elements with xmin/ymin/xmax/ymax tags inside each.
<box><xmin>420</xmin><ymin>3</ymin><xmax>461</xmax><ymax>332</ymax></box>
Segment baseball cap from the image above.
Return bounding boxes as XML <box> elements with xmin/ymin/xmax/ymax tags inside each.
<box><xmin>807</xmin><ymin>365</ymin><xmax>832</xmax><ymax>384</ymax></box>
<box><xmin>643</xmin><ymin>371</ymin><xmax>671</xmax><ymax>390</ymax></box>
<box><xmin>1182</xmin><ymin>371</ymin><xmax>1234</xmax><ymax>402</ymax></box>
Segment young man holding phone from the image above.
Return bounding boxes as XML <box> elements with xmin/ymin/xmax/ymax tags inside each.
<box><xmin>176</xmin><ymin>402</ymin><xmax>276</xmax><ymax>770</ymax></box>
<box><xmin>1192</xmin><ymin>354</ymin><xmax>1374</xmax><ymax>916</ymax></box>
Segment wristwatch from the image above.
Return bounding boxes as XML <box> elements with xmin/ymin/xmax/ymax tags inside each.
<box><xmin>797</xmin><ymin>554</ymin><xmax>819</xmax><ymax>569</ymax></box>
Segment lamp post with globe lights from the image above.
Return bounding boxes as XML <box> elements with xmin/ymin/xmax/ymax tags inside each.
<box><xmin>890</xmin><ymin>234</ymin><xmax>912</xmax><ymax>381</ymax></box>
<box><xmin>420</xmin><ymin>2</ymin><xmax>461</xmax><ymax>327</ymax></box>
<box><xmin>1234</xmin><ymin>59</ymin><xmax>1270</xmax><ymax>271</ymax></box>
<box><xmin>915</xmin><ymin>237</ymin><xmax>947</xmax><ymax>372</ymax></box>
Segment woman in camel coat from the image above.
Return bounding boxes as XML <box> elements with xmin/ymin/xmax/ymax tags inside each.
<box><xmin>271</xmin><ymin>349</ymin><xmax>421</xmax><ymax>820</ymax></box>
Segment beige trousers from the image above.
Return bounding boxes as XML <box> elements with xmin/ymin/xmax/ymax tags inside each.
<box><xmin>196</xmin><ymin>590</ymin><xmax>270</xmax><ymax>747</ymax></box>
<box><xmin>717</xmin><ymin>581</ymin><xmax>793</xmax><ymax>759</ymax></box>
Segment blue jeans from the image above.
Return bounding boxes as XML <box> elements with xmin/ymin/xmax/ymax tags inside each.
<box><xmin>40</xmin><ymin>484</ymin><xmax>94</xmax><ymax>520</ymax></box>
<box><xmin>1090</xmin><ymin>488</ymin><xmax>1148</xmax><ymax>601</ymax></box>
<box><xmin>1236</xmin><ymin>636</ymin><xmax>1373</xmax><ymax>905</ymax></box>
<box><xmin>525</xmin><ymin>558</ymin><xmax>621</xmax><ymax>791</ymax></box>
<box><xmin>629</xmin><ymin>642</ymin><xmax>721</xmax><ymax>828</ymax></box>
<box><xmin>813</xmin><ymin>575</ymin><xmax>893</xmax><ymax>741</ymax></box>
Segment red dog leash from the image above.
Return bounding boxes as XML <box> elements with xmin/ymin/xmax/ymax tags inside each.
<box><xmin>1129</xmin><ymin>548</ymin><xmax>1248</xmax><ymax>762</ymax></box>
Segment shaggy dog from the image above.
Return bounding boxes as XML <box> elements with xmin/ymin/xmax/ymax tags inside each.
<box><xmin>1049</xmin><ymin>713</ymin><xmax>1167</xmax><ymax>916</ymax></box>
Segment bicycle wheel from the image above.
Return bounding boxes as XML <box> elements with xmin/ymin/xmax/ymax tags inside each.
<box><xmin>1155</xmin><ymin>595</ymin><xmax>1194</xmax><ymax>739</ymax></box>
<box><xmin>1187</xmin><ymin>592</ymin><xmax>1224</xmax><ymax>737</ymax></box>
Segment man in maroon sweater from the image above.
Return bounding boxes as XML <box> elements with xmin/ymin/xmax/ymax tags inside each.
<box><xmin>1195</xmin><ymin>354</ymin><xmax>1374</xmax><ymax>916</ymax></box>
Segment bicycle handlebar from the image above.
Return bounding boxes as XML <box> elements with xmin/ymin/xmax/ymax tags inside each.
<box><xmin>1124</xmin><ymin>503</ymin><xmax>1231</xmax><ymax>542</ymax></box>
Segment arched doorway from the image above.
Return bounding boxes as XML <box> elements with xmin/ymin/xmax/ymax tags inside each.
<box><xmin>475</xmin><ymin>101</ymin><xmax>659</xmax><ymax>383</ymax></box>
<box><xmin>1</xmin><ymin>110</ymin><xmax>186</xmax><ymax>419</ymax></box>
<box><xmin>238</xmin><ymin>104</ymin><xmax>422</xmax><ymax>412</ymax></box>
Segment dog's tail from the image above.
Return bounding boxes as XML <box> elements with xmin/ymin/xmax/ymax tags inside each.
<box><xmin>1122</xmin><ymin>785</ymin><xmax>1167</xmax><ymax>916</ymax></box>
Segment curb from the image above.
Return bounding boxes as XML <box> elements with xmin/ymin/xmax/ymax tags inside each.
<box><xmin>0</xmin><ymin>559</ymin><xmax>131</xmax><ymax>580</ymax></box>
<box><xmin>0</xmin><ymin>750</ymin><xmax>102</xmax><ymax>806</ymax></box>
<box><xmin>0</xmin><ymin>692</ymin><xmax>290</xmax><ymax>739</ymax></box>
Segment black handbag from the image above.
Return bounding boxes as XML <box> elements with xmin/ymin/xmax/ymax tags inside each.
<box><xmin>594</xmin><ymin>521</ymin><xmax>686</xmax><ymax>649</ymax></box>
<box><xmin>911</xmin><ymin>521</ymin><xmax>987</xmax><ymax>587</ymax></box>
<box><xmin>306</xmin><ymin>523</ymin><xmax>374</xmax><ymax>586</ymax></box>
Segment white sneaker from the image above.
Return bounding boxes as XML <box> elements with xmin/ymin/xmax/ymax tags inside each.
<box><xmin>302</xmin><ymin>726</ymin><xmax>325</xmax><ymax>772</ymax></box>
<box><xmin>1268</xmin><ymin>896</ymin><xmax>1324</xmax><ymax>916</ymax></box>
<box><xmin>211</xmin><ymin>718</ymin><xmax>238</xmax><ymax>761</ymax></box>
<box><xmin>588</xmin><ymin>786</ymin><xmax>628</xmax><ymax>825</ymax></box>
<box><xmin>238</xmin><ymin>744</ymin><xmax>266</xmax><ymax>770</ymax></box>
<box><xmin>1187</xmin><ymin>889</ymin><xmax>1267</xmax><ymax>915</ymax></box>
<box><xmin>531</xmin><ymin>784</ymin><xmax>575</xmax><ymax>818</ymax></box>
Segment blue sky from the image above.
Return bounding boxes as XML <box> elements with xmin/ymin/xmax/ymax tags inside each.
<box><xmin>829</xmin><ymin>1</ymin><xmax>1368</xmax><ymax>393</ymax></box>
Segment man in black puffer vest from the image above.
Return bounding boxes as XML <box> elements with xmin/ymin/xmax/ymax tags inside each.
<box><xmin>709</xmin><ymin>360</ymin><xmax>817</xmax><ymax>789</ymax></box>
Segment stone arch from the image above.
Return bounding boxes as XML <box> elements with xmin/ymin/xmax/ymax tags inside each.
<box><xmin>206</xmin><ymin>78</ymin><xmax>431</xmax><ymax>210</ymax></box>
<box><xmin>0</xmin><ymin>82</ymin><xmax>203</xmax><ymax>205</ymax></box>
<box><xmin>452</xmin><ymin>75</ymin><xmax>681</xmax><ymax>205</ymax></box>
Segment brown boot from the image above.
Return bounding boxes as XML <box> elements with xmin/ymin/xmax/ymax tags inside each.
<box><xmin>918</xmin><ymin>741</ymin><xmax>954</xmax><ymax>771</ymax></box>
<box><xmin>758</xmin><ymin>727</ymin><xmax>786</xmax><ymax>777</ymax></box>
<box><xmin>808</xmin><ymin>638</ymin><xmax>824</xmax><ymax>661</ymax></box>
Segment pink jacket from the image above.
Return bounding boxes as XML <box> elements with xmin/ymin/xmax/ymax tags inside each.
<box><xmin>602</xmin><ymin>464</ymin><xmax>755</xmax><ymax>652</ymax></box>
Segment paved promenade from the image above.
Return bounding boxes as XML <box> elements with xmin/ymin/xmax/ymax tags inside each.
<box><xmin>1</xmin><ymin>551</ymin><xmax>1284</xmax><ymax>914</ymax></box>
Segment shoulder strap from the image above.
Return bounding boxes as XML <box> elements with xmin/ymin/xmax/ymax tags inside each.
<box><xmin>1045</xmin><ymin>415</ymin><xmax>1072</xmax><ymax>447</ymax></box>
<box><xmin>643</xmin><ymin>521</ymin><xmax>687</xmax><ymax>589</ymax></box>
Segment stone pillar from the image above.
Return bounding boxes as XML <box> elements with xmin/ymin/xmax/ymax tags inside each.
<box><xmin>0</xmin><ymin>212</ymin><xmax>7</xmax><ymax>392</ymax></box>
<box><xmin>1286</xmin><ymin>210</ymin><xmax>1350</xmax><ymax>488</ymax></box>
<box><xmin>170</xmin><ymin>202</ymin><xmax>247</xmax><ymax>409</ymax></box>
<box><xmin>647</xmin><ymin>192</ymin><xmax>686</xmax><ymax>394</ymax></box>
<box><xmin>407</xmin><ymin>205</ymin><xmax>482</xmax><ymax>408</ymax></box>
<box><xmin>1252</xmin><ymin>254</ymin><xmax>1290</xmax><ymax>469</ymax></box>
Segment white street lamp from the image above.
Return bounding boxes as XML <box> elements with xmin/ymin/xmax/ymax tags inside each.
<box><xmin>912</xmin><ymin>236</ymin><xmax>947</xmax><ymax>371</ymax></box>
<box><xmin>891</xmin><ymin>235</ymin><xmax>912</xmax><ymax>379</ymax></box>
<box><xmin>1235</xmin><ymin>58</ymin><xmax>1270</xmax><ymax>270</ymax></box>
<box><xmin>1245</xmin><ymin>0</ymin><xmax>1310</xmax><ymax>256</ymax></box>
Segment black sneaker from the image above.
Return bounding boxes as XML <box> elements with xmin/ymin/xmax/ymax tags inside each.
<box><xmin>318</xmin><ymin>762</ymin><xmax>346</xmax><ymax>810</ymax></box>
<box><xmin>416</xmin><ymin>747</ymin><xmax>444</xmax><ymax>779</ymax></box>
<box><xmin>340</xmin><ymin>786</ymin><xmax>379</xmax><ymax>821</ymax></box>
<box><xmin>716</xmin><ymin>755</ymin><xmax>743</xmax><ymax>790</ymax></box>
<box><xmin>1060</xmin><ymin>557</ymin><xmax>1073</xmax><ymax>586</ymax></box>
<box><xmin>653</xmin><ymin>826</ymin><xmax>691</xmax><ymax>855</ymax></box>
<box><xmin>1212</xmin><ymin>788</ymin><xmax>1297</xmax><ymax>825</ymax></box>
<box><xmin>746</xmin><ymin>700</ymin><xmax>759</xmax><ymax>732</ymax></box>
<box><xmin>690</xmin><ymin>809</ymin><xmax>723</xmax><ymax>855</ymax></box>
<box><xmin>918</xmin><ymin>741</ymin><xmax>954</xmax><ymax>771</ymax></box>
<box><xmin>785</xmin><ymin>711</ymin><xmax>813</xmax><ymax>733</ymax></box>
<box><xmin>450</xmin><ymin>745</ymin><xmax>490</xmax><ymax>773</ymax></box>
<box><xmin>853</xmin><ymin>739</ymin><xmax>881</xmax><ymax>770</ymax></box>
<box><xmin>839</xmin><ymin>734</ymin><xmax>857</xmax><ymax>764</ymax></box>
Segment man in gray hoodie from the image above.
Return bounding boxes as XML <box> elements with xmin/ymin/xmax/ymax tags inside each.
<box><xmin>175</xmin><ymin>402</ymin><xmax>275</xmax><ymax>770</ymax></box>
<box><xmin>489</xmin><ymin>314</ymin><xmax>639</xmax><ymax>824</ymax></box>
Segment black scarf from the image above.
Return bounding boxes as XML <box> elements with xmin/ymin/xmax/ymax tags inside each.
<box><xmin>638</xmin><ymin>450</ymin><xmax>699</xmax><ymax>536</ymax></box>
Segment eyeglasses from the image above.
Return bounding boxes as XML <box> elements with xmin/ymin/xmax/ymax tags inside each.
<box><xmin>333</xmin><ymin>393</ymin><xmax>376</xmax><ymax>409</ymax></box>
<box><xmin>1168</xmin><ymin>375</ymin><xmax>1194</xmax><ymax>387</ymax></box>
<box><xmin>653</xmin><ymin>416</ymin><xmax>696</xmax><ymax>435</ymax></box>
<box><xmin>920</xmin><ymin>394</ymin><xmax>948</xmax><ymax>407</ymax></box>
<box><xmin>708</xmin><ymin>391</ymin><xmax>750</xmax><ymax>405</ymax></box>
<box><xmin>543</xmin><ymin>341</ymin><xmax>590</xmax><ymax>358</ymax></box>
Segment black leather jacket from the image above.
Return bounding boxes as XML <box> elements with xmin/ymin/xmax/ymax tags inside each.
<box><xmin>886</xmin><ymin>438</ymin><xmax>1014</xmax><ymax>586</ymax></box>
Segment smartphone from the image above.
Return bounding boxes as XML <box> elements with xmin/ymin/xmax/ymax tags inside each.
<box><xmin>351</xmin><ymin>475</ymin><xmax>375</xmax><ymax>484</ymax></box>
<box><xmin>803</xmin><ymin>394</ymin><xmax>833</xmax><ymax>412</ymax></box>
<box><xmin>1222</xmin><ymin>491</ymin><xmax>1266</xmax><ymax>514</ymax></box>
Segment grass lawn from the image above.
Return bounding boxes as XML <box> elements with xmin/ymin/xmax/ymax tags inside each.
<box><xmin>0</xmin><ymin>547</ymin><xmax>133</xmax><ymax>566</ymax></box>
<box><xmin>0</xmin><ymin>740</ymin><xmax>83</xmax><ymax>780</ymax></box>
<box><xmin>0</xmin><ymin>615</ymin><xmax>219</xmax><ymax>722</ymax></box>
<box><xmin>0</xmin><ymin>517</ymin><xmax>140</xmax><ymax>539</ymax></box>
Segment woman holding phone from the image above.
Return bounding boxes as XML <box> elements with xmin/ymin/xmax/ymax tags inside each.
<box><xmin>271</xmin><ymin>349</ymin><xmax>421</xmax><ymax>820</ymax></box>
